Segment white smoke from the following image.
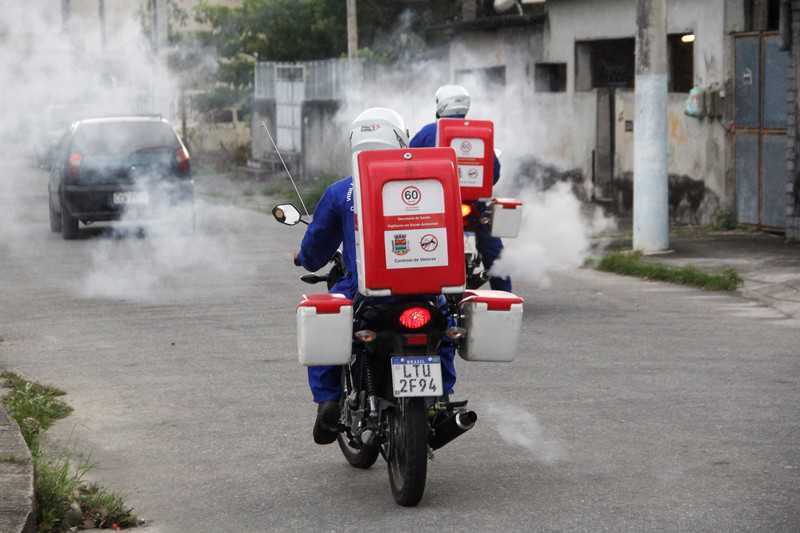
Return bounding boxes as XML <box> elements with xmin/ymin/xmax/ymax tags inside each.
<box><xmin>490</xmin><ymin>183</ymin><xmax>616</xmax><ymax>287</ymax></box>
<box><xmin>78</xmin><ymin>189</ymin><xmax>256</xmax><ymax>303</ymax></box>
<box><xmin>486</xmin><ymin>403</ymin><xmax>564</xmax><ymax>464</ymax></box>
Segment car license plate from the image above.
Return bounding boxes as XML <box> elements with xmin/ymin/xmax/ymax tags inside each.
<box><xmin>112</xmin><ymin>191</ymin><xmax>149</xmax><ymax>205</ymax></box>
<box><xmin>391</xmin><ymin>356</ymin><xmax>443</xmax><ymax>398</ymax></box>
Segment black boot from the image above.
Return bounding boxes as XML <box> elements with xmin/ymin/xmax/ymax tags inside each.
<box><xmin>313</xmin><ymin>401</ymin><xmax>340</xmax><ymax>445</ymax></box>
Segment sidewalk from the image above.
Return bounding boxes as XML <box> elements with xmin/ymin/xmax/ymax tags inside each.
<box><xmin>0</xmin><ymin>402</ymin><xmax>34</xmax><ymax>533</ymax></box>
<box><xmin>613</xmin><ymin>230</ymin><xmax>800</xmax><ymax>318</ymax></box>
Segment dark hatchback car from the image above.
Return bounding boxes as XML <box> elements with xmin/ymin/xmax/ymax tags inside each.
<box><xmin>48</xmin><ymin>116</ymin><xmax>193</xmax><ymax>239</ymax></box>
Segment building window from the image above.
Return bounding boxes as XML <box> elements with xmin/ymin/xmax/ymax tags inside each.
<box><xmin>767</xmin><ymin>0</ymin><xmax>781</xmax><ymax>30</ymax></box>
<box><xmin>746</xmin><ymin>0</ymin><xmax>781</xmax><ymax>31</ymax></box>
<box><xmin>668</xmin><ymin>34</ymin><xmax>695</xmax><ymax>93</ymax></box>
<box><xmin>534</xmin><ymin>63</ymin><xmax>567</xmax><ymax>92</ymax></box>
<box><xmin>575</xmin><ymin>39</ymin><xmax>635</xmax><ymax>91</ymax></box>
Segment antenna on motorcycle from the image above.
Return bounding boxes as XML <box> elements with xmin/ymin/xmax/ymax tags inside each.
<box><xmin>260</xmin><ymin>121</ymin><xmax>310</xmax><ymax>217</ymax></box>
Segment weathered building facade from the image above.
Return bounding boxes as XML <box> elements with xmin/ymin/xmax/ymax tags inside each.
<box><xmin>447</xmin><ymin>0</ymin><xmax>799</xmax><ymax>236</ymax></box>
<box><xmin>247</xmin><ymin>0</ymin><xmax>800</xmax><ymax>237</ymax></box>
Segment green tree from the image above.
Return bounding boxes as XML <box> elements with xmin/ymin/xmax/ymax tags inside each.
<box><xmin>195</xmin><ymin>0</ymin><xmax>460</xmax><ymax>85</ymax></box>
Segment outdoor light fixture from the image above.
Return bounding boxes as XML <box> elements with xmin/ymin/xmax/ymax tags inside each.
<box><xmin>681</xmin><ymin>34</ymin><xmax>696</xmax><ymax>44</ymax></box>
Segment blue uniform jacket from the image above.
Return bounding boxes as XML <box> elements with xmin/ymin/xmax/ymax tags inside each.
<box><xmin>297</xmin><ymin>177</ymin><xmax>358</xmax><ymax>299</ymax></box>
<box><xmin>409</xmin><ymin>120</ymin><xmax>501</xmax><ymax>183</ymax></box>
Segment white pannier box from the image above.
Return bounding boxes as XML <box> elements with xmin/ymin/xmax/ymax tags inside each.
<box><xmin>459</xmin><ymin>290</ymin><xmax>524</xmax><ymax>362</ymax></box>
<box><xmin>297</xmin><ymin>293</ymin><xmax>353</xmax><ymax>366</ymax></box>
<box><xmin>490</xmin><ymin>198</ymin><xmax>523</xmax><ymax>238</ymax></box>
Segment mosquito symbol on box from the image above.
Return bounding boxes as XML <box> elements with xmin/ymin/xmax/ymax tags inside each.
<box><xmin>420</xmin><ymin>234</ymin><xmax>438</xmax><ymax>252</ymax></box>
<box><xmin>460</xmin><ymin>140</ymin><xmax>473</xmax><ymax>154</ymax></box>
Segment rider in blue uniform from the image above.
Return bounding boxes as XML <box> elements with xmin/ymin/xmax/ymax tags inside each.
<box><xmin>409</xmin><ymin>85</ymin><xmax>511</xmax><ymax>292</ymax></box>
<box><xmin>295</xmin><ymin>108</ymin><xmax>457</xmax><ymax>444</ymax></box>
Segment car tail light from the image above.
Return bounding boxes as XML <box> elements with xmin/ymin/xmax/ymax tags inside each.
<box><xmin>67</xmin><ymin>152</ymin><xmax>81</xmax><ymax>179</ymax></box>
<box><xmin>176</xmin><ymin>146</ymin><xmax>190</xmax><ymax>173</ymax></box>
<box><xmin>399</xmin><ymin>307</ymin><xmax>431</xmax><ymax>330</ymax></box>
<box><xmin>461</xmin><ymin>203</ymin><xmax>473</xmax><ymax>218</ymax></box>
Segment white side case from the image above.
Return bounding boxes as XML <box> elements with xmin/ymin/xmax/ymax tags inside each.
<box><xmin>460</xmin><ymin>301</ymin><xmax>523</xmax><ymax>362</ymax></box>
<box><xmin>490</xmin><ymin>202</ymin><xmax>523</xmax><ymax>238</ymax></box>
<box><xmin>297</xmin><ymin>305</ymin><xmax>353</xmax><ymax>366</ymax></box>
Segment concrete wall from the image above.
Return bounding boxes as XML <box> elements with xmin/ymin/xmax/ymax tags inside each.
<box><xmin>546</xmin><ymin>0</ymin><xmax>727</xmax><ymax>89</ymax></box>
<box><xmin>448</xmin><ymin>0</ymin><xmax>736</xmax><ymax>223</ymax></box>
<box><xmin>301</xmin><ymin>101</ymin><xmax>349</xmax><ymax>178</ymax></box>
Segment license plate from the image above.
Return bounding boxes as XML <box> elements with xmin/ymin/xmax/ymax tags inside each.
<box><xmin>391</xmin><ymin>356</ymin><xmax>443</xmax><ymax>398</ymax></box>
<box><xmin>112</xmin><ymin>191</ymin><xmax>149</xmax><ymax>205</ymax></box>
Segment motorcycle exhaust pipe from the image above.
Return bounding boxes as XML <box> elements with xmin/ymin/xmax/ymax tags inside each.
<box><xmin>429</xmin><ymin>410</ymin><xmax>477</xmax><ymax>450</ymax></box>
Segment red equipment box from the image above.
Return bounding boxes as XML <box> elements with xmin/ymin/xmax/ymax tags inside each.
<box><xmin>353</xmin><ymin>148</ymin><xmax>466</xmax><ymax>297</ymax></box>
<box><xmin>435</xmin><ymin>118</ymin><xmax>495</xmax><ymax>201</ymax></box>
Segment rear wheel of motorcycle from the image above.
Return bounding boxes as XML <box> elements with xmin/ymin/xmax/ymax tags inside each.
<box><xmin>387</xmin><ymin>397</ymin><xmax>428</xmax><ymax>507</ymax></box>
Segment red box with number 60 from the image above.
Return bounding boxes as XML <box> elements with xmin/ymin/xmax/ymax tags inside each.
<box><xmin>352</xmin><ymin>147</ymin><xmax>466</xmax><ymax>296</ymax></box>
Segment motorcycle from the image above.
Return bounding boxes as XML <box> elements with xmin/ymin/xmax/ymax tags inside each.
<box><xmin>460</xmin><ymin>200</ymin><xmax>490</xmax><ymax>290</ymax></box>
<box><xmin>273</xmin><ymin>203</ymin><xmax>478</xmax><ymax>507</ymax></box>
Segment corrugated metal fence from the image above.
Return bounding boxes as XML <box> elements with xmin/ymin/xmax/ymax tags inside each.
<box><xmin>255</xmin><ymin>58</ymin><xmax>360</xmax><ymax>101</ymax></box>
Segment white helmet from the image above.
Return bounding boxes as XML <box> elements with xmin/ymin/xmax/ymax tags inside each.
<box><xmin>435</xmin><ymin>85</ymin><xmax>471</xmax><ymax>118</ymax></box>
<box><xmin>349</xmin><ymin>107</ymin><xmax>409</xmax><ymax>154</ymax></box>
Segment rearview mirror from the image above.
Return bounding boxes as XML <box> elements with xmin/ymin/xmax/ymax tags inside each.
<box><xmin>272</xmin><ymin>203</ymin><xmax>302</xmax><ymax>226</ymax></box>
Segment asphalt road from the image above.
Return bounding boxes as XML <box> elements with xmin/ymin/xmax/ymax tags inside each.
<box><xmin>1</xmin><ymin>154</ymin><xmax>799</xmax><ymax>533</ymax></box>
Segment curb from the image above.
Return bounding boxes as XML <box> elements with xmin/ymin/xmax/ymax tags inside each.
<box><xmin>0</xmin><ymin>404</ymin><xmax>35</xmax><ymax>533</ymax></box>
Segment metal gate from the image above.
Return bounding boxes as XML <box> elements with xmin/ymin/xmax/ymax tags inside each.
<box><xmin>735</xmin><ymin>33</ymin><xmax>790</xmax><ymax>228</ymax></box>
<box><xmin>275</xmin><ymin>64</ymin><xmax>305</xmax><ymax>153</ymax></box>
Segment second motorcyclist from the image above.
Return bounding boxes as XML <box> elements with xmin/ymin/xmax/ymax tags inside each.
<box><xmin>409</xmin><ymin>84</ymin><xmax>512</xmax><ymax>292</ymax></box>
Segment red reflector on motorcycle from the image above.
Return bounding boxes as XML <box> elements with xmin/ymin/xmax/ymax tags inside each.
<box><xmin>399</xmin><ymin>307</ymin><xmax>431</xmax><ymax>329</ymax></box>
<box><xmin>404</xmin><ymin>333</ymin><xmax>428</xmax><ymax>346</ymax></box>
<box><xmin>461</xmin><ymin>203</ymin><xmax>473</xmax><ymax>217</ymax></box>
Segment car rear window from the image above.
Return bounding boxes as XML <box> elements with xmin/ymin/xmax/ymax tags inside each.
<box><xmin>72</xmin><ymin>121</ymin><xmax>179</xmax><ymax>156</ymax></box>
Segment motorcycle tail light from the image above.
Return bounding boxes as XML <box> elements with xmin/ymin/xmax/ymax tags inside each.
<box><xmin>461</xmin><ymin>203</ymin><xmax>473</xmax><ymax>218</ymax></box>
<box><xmin>176</xmin><ymin>146</ymin><xmax>190</xmax><ymax>173</ymax></box>
<box><xmin>67</xmin><ymin>152</ymin><xmax>82</xmax><ymax>179</ymax></box>
<box><xmin>399</xmin><ymin>307</ymin><xmax>431</xmax><ymax>330</ymax></box>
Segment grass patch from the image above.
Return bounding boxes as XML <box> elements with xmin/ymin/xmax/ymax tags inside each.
<box><xmin>1</xmin><ymin>371</ymin><xmax>72</xmax><ymax>451</ymax></box>
<box><xmin>597</xmin><ymin>252</ymin><xmax>742</xmax><ymax>291</ymax></box>
<box><xmin>1</xmin><ymin>372</ymin><xmax>138</xmax><ymax>531</ymax></box>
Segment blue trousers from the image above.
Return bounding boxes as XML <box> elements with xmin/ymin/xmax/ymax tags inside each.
<box><xmin>476</xmin><ymin>225</ymin><xmax>512</xmax><ymax>292</ymax></box>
